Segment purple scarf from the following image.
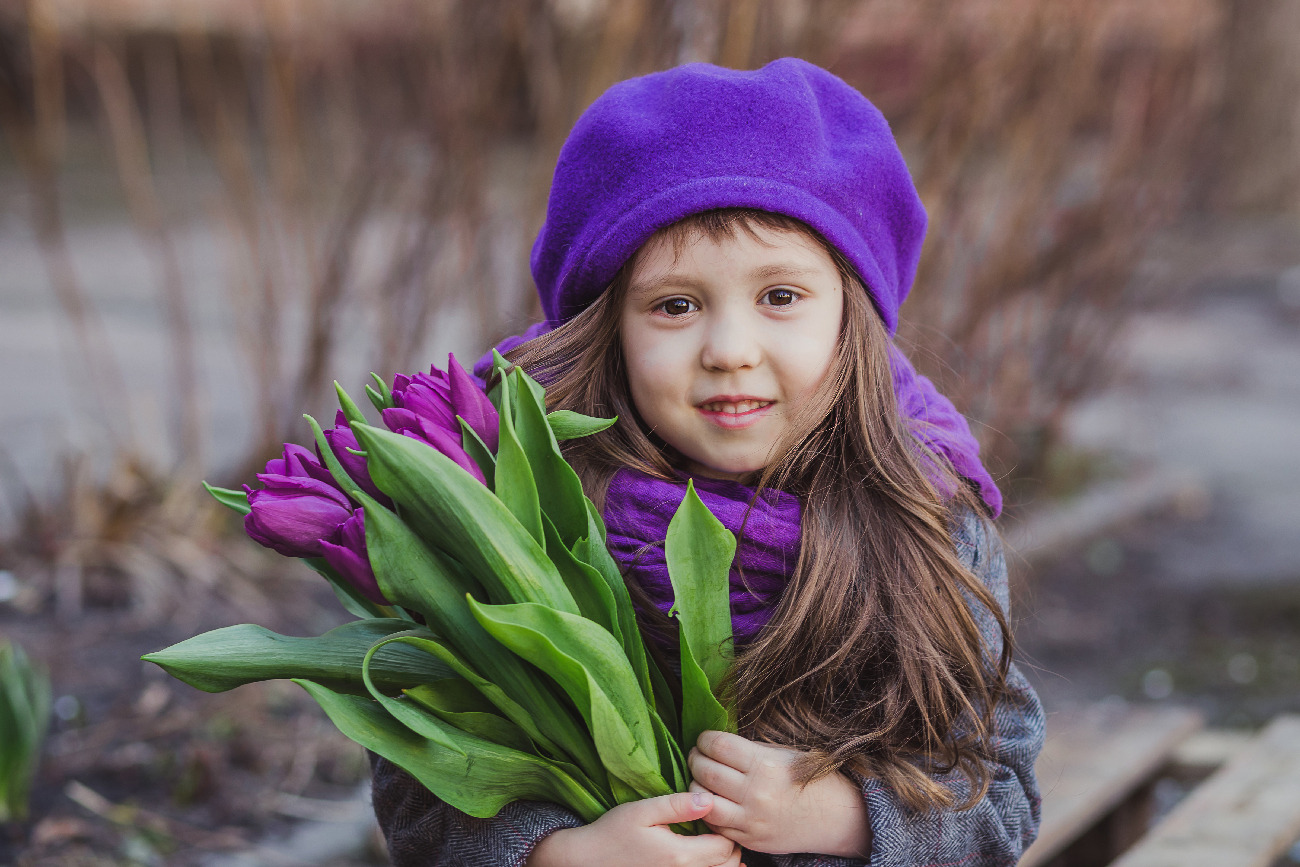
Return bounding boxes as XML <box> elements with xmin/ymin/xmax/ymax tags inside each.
<box><xmin>603</xmin><ymin>469</ymin><xmax>802</xmax><ymax>648</ymax></box>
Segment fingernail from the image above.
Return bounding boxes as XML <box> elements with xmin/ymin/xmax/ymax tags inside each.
<box><xmin>691</xmin><ymin>791</ymin><xmax>709</xmax><ymax>808</ymax></box>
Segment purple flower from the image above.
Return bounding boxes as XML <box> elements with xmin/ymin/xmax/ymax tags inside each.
<box><xmin>319</xmin><ymin>511</ymin><xmax>389</xmax><ymax>605</ymax></box>
<box><xmin>392</xmin><ymin>354</ymin><xmax>499</xmax><ymax>452</ymax></box>
<box><xmin>321</xmin><ymin>411</ymin><xmax>391</xmax><ymax>504</ymax></box>
<box><xmin>382</xmin><ymin>406</ymin><xmax>487</xmax><ymax>483</ymax></box>
<box><xmin>244</xmin><ymin>444</ymin><xmax>353</xmax><ymax>558</ymax></box>
<box><xmin>384</xmin><ymin>354</ymin><xmax>498</xmax><ymax>484</ymax></box>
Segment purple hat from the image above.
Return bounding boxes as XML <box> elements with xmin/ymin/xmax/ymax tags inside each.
<box><xmin>530</xmin><ymin>57</ymin><xmax>926</xmax><ymax>334</ymax></box>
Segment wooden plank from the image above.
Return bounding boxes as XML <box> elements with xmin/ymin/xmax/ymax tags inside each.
<box><xmin>1168</xmin><ymin>728</ymin><xmax>1253</xmax><ymax>774</ymax></box>
<box><xmin>1107</xmin><ymin>715</ymin><xmax>1300</xmax><ymax>867</ymax></box>
<box><xmin>1019</xmin><ymin>704</ymin><xmax>1203</xmax><ymax>867</ymax></box>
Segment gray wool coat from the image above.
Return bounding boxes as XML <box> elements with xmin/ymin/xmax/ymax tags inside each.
<box><xmin>369</xmin><ymin>512</ymin><xmax>1045</xmax><ymax>867</ymax></box>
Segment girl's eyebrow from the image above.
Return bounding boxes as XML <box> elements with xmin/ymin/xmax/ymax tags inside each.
<box><xmin>748</xmin><ymin>262</ymin><xmax>822</xmax><ymax>281</ymax></box>
<box><xmin>628</xmin><ymin>262</ymin><xmax>822</xmax><ymax>297</ymax></box>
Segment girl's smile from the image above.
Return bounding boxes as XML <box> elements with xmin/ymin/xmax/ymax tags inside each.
<box><xmin>696</xmin><ymin>395</ymin><xmax>774</xmax><ymax>429</ymax></box>
<box><xmin>619</xmin><ymin>225</ymin><xmax>843</xmax><ymax>480</ymax></box>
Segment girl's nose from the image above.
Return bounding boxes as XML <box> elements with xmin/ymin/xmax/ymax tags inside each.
<box><xmin>700</xmin><ymin>311</ymin><xmax>761</xmax><ymax>371</ymax></box>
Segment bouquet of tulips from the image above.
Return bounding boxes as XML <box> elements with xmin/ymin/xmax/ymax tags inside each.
<box><xmin>145</xmin><ymin>354</ymin><xmax>736</xmax><ymax>822</ymax></box>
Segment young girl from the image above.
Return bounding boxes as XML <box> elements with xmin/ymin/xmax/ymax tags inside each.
<box><xmin>370</xmin><ymin>58</ymin><xmax>1044</xmax><ymax>867</ymax></box>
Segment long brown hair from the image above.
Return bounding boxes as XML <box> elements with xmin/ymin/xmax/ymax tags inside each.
<box><xmin>507</xmin><ymin>209</ymin><xmax>1012</xmax><ymax>811</ymax></box>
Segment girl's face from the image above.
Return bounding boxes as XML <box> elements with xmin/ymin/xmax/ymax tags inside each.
<box><xmin>619</xmin><ymin>225</ymin><xmax>844</xmax><ymax>480</ymax></box>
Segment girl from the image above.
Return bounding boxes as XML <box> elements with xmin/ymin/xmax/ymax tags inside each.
<box><xmin>371</xmin><ymin>58</ymin><xmax>1044</xmax><ymax>867</ymax></box>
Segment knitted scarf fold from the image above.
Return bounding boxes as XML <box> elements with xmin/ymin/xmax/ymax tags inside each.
<box><xmin>602</xmin><ymin>468</ymin><xmax>802</xmax><ymax>648</ymax></box>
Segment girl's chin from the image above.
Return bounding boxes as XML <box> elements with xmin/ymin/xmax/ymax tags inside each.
<box><xmin>684</xmin><ymin>457</ymin><xmax>767</xmax><ymax>482</ymax></box>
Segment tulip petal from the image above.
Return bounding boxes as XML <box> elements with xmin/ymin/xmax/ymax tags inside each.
<box><xmin>448</xmin><ymin>353</ymin><xmax>500</xmax><ymax>452</ymax></box>
<box><xmin>322</xmin><ymin>422</ymin><xmax>389</xmax><ymax>503</ymax></box>
<box><xmin>320</xmin><ymin>533</ymin><xmax>388</xmax><ymax>605</ymax></box>
<box><xmin>244</xmin><ymin>482</ymin><xmax>352</xmax><ymax>558</ymax></box>
<box><xmin>403</xmin><ymin>380</ymin><xmax>458</xmax><ymax>432</ymax></box>
<box><xmin>415</xmin><ymin>417</ymin><xmax>487</xmax><ymax>485</ymax></box>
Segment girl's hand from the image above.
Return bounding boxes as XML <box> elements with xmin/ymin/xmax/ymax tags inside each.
<box><xmin>525</xmin><ymin>791</ymin><xmax>744</xmax><ymax>867</ymax></box>
<box><xmin>687</xmin><ymin>730</ymin><xmax>872</xmax><ymax>858</ymax></box>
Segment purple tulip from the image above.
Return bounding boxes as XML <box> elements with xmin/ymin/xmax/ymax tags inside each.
<box><xmin>319</xmin><ymin>510</ymin><xmax>389</xmax><ymax>605</ymax></box>
<box><xmin>391</xmin><ymin>354</ymin><xmax>499</xmax><ymax>453</ymax></box>
<box><xmin>383</xmin><ymin>354</ymin><xmax>498</xmax><ymax>484</ymax></box>
<box><xmin>244</xmin><ymin>443</ymin><xmax>354</xmax><ymax>558</ymax></box>
<box><xmin>321</xmin><ymin>411</ymin><xmax>391</xmax><ymax>504</ymax></box>
<box><xmin>382</xmin><ymin>406</ymin><xmax>487</xmax><ymax>484</ymax></box>
<box><xmin>265</xmin><ymin>443</ymin><xmax>337</xmax><ymax>488</ymax></box>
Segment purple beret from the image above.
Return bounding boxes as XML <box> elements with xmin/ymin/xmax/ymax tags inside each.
<box><xmin>530</xmin><ymin>57</ymin><xmax>927</xmax><ymax>334</ymax></box>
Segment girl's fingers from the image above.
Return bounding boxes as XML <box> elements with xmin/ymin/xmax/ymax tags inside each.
<box><xmin>628</xmin><ymin>791</ymin><xmax>715</xmax><ymax>827</ymax></box>
<box><xmin>695</xmin><ymin>793</ymin><xmax>745</xmax><ymax>832</ymax></box>
<box><xmin>696</xmin><ymin>730</ymin><xmax>759</xmax><ymax>772</ymax></box>
<box><xmin>688</xmin><ymin>749</ymin><xmax>749</xmax><ymax>802</ymax></box>
<box><xmin>714</xmin><ymin>843</ymin><xmax>744</xmax><ymax>867</ymax></box>
<box><xmin>680</xmin><ymin>833</ymin><xmax>740</xmax><ymax>867</ymax></box>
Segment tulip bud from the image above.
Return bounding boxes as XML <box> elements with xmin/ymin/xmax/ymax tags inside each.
<box><xmin>390</xmin><ymin>355</ymin><xmax>499</xmax><ymax>457</ymax></box>
<box><xmin>381</xmin><ymin>407</ymin><xmax>487</xmax><ymax>484</ymax></box>
<box><xmin>321</xmin><ymin>411</ymin><xmax>391</xmax><ymax>505</ymax></box>
<box><xmin>244</xmin><ymin>479</ymin><xmax>353</xmax><ymax>558</ymax></box>
<box><xmin>446</xmin><ymin>353</ymin><xmax>499</xmax><ymax>452</ymax></box>
<box><xmin>319</xmin><ymin>511</ymin><xmax>389</xmax><ymax>605</ymax></box>
<box><xmin>244</xmin><ymin>444</ymin><xmax>353</xmax><ymax>557</ymax></box>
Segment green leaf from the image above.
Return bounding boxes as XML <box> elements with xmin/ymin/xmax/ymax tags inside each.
<box><xmin>303</xmin><ymin>557</ymin><xmax>398</xmax><ymax>620</ymax></box>
<box><xmin>295</xmin><ymin>679</ymin><xmax>608</xmax><ymax>823</ymax></box>
<box><xmin>334</xmin><ymin>381</ymin><xmax>368</xmax><ymax>427</ymax></box>
<box><xmin>574</xmin><ymin>504</ymin><xmax>654</xmax><ymax>706</ymax></box>
<box><xmin>369</xmin><ymin>372</ymin><xmax>394</xmax><ymax>409</ymax></box>
<box><xmin>359</xmin><ymin>501</ymin><xmax>603</xmax><ymax>779</ymax></box>
<box><xmin>510</xmin><ymin>368</ymin><xmax>590</xmax><ymax>545</ymax></box>
<box><xmin>458</xmin><ymin>418</ymin><xmax>496</xmax><ymax>490</ymax></box>
<box><xmin>645</xmin><ymin>648</ymin><xmax>681</xmax><ymax>744</ymax></box>
<box><xmin>0</xmin><ymin>642</ymin><xmax>50</xmax><ymax>822</ymax></box>
<box><xmin>676</xmin><ymin>631</ymin><xmax>730</xmax><ymax>755</ymax></box>
<box><xmin>468</xmin><ymin>598</ymin><xmax>670</xmax><ymax>800</ymax></box>
<box><xmin>359</xmin><ymin>491</ymin><xmax>483</xmax><ymax>613</ymax></box>
<box><xmin>493</xmin><ymin>373</ymin><xmax>544</xmax><ymax>545</ymax></box>
<box><xmin>202</xmin><ymin>482</ymin><xmax>250</xmax><ymax>515</ymax></box>
<box><xmin>304</xmin><ymin>413</ymin><xmax>361</xmax><ymax>498</ymax></box>
<box><xmin>370</xmin><ymin>632</ymin><xmax>589</xmax><ymax>777</ymax></box>
<box><xmin>650</xmin><ymin>709</ymin><xmax>688</xmax><ymax>792</ymax></box>
<box><xmin>666</xmin><ymin>480</ymin><xmax>736</xmax><ymax>694</ymax></box>
<box><xmin>665</xmin><ymin>480</ymin><xmax>738</xmax><ymax>748</ymax></box>
<box><xmin>364</xmin><ymin>631</ymin><xmax>611</xmax><ymax>805</ymax></box>
<box><xmin>350</xmin><ymin>423</ymin><xmax>579</xmax><ymax>615</ymax></box>
<box><xmin>513</xmin><ymin>364</ymin><xmax>546</xmax><ymax>407</ymax></box>
<box><xmin>404</xmin><ymin>680</ymin><xmax>535</xmax><ymax>755</ymax></box>
<box><xmin>544</xmin><ymin>516</ymin><xmax>619</xmax><ymax>640</ymax></box>
<box><xmin>490</xmin><ymin>349</ymin><xmax>512</xmax><ymax>380</ymax></box>
<box><xmin>485</xmin><ymin>350</ymin><xmax>511</xmax><ymax>410</ymax></box>
<box><xmin>141</xmin><ymin>620</ymin><xmax>443</xmax><ymax>695</ymax></box>
<box><xmin>546</xmin><ymin>410</ymin><xmax>617</xmax><ymax>441</ymax></box>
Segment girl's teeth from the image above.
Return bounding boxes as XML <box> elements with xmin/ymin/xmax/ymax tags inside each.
<box><xmin>704</xmin><ymin>400</ymin><xmax>769</xmax><ymax>413</ymax></box>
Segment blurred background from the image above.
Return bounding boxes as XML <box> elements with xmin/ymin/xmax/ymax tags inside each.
<box><xmin>0</xmin><ymin>0</ymin><xmax>1297</xmax><ymax>863</ymax></box>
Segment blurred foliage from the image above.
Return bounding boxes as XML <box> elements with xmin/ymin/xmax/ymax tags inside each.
<box><xmin>0</xmin><ymin>0</ymin><xmax>1294</xmax><ymax>610</ymax></box>
<box><xmin>0</xmin><ymin>640</ymin><xmax>51</xmax><ymax>823</ymax></box>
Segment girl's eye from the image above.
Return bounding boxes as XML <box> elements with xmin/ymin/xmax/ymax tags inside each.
<box><xmin>657</xmin><ymin>298</ymin><xmax>697</xmax><ymax>316</ymax></box>
<box><xmin>763</xmin><ymin>288</ymin><xmax>797</xmax><ymax>306</ymax></box>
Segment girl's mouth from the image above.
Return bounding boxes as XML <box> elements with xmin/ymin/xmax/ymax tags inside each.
<box><xmin>697</xmin><ymin>399</ymin><xmax>774</xmax><ymax>429</ymax></box>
